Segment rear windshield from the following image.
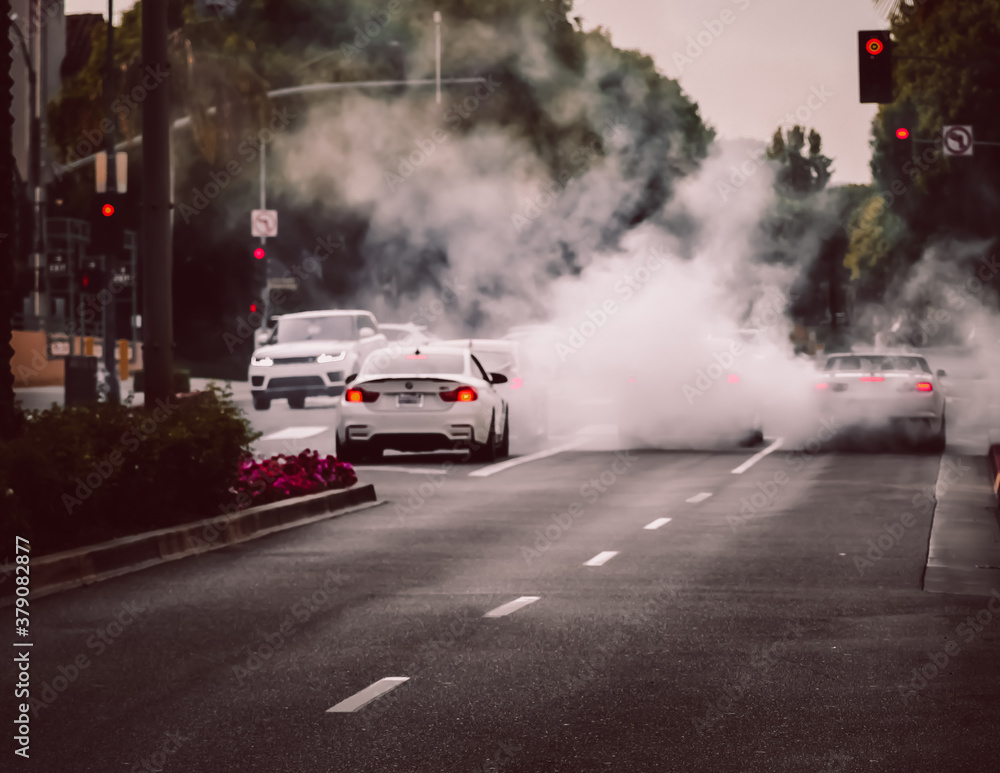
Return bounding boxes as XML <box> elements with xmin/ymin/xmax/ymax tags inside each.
<box><xmin>473</xmin><ymin>350</ymin><xmax>516</xmax><ymax>374</ymax></box>
<box><xmin>362</xmin><ymin>352</ymin><xmax>466</xmax><ymax>376</ymax></box>
<box><xmin>825</xmin><ymin>355</ymin><xmax>931</xmax><ymax>373</ymax></box>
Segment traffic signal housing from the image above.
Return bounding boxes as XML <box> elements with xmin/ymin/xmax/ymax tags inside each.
<box><xmin>91</xmin><ymin>192</ymin><xmax>126</xmax><ymax>255</ymax></box>
<box><xmin>79</xmin><ymin>258</ymin><xmax>104</xmax><ymax>296</ymax></box>
<box><xmin>859</xmin><ymin>30</ymin><xmax>893</xmax><ymax>103</ymax></box>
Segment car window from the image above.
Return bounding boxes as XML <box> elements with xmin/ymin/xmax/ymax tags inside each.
<box><xmin>381</xmin><ymin>328</ymin><xmax>409</xmax><ymax>341</ymax></box>
<box><xmin>359</xmin><ymin>314</ymin><xmax>378</xmax><ymax>331</ymax></box>
<box><xmin>473</xmin><ymin>350</ymin><xmax>516</xmax><ymax>375</ymax></box>
<box><xmin>824</xmin><ymin>355</ymin><xmax>931</xmax><ymax>373</ymax></box>
<box><xmin>277</xmin><ymin>316</ymin><xmax>356</xmax><ymax>343</ymax></box>
<box><xmin>362</xmin><ymin>351</ymin><xmax>466</xmax><ymax>376</ymax></box>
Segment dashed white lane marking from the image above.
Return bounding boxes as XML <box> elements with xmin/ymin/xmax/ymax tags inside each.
<box><xmin>483</xmin><ymin>596</ymin><xmax>541</xmax><ymax>618</ymax></box>
<box><xmin>259</xmin><ymin>426</ymin><xmax>329</xmax><ymax>441</ymax></box>
<box><xmin>731</xmin><ymin>437</ymin><xmax>784</xmax><ymax>474</ymax></box>
<box><xmin>326</xmin><ymin>677</ymin><xmax>409</xmax><ymax>713</ymax></box>
<box><xmin>686</xmin><ymin>492</ymin><xmax>713</xmax><ymax>503</ymax></box>
<box><xmin>469</xmin><ymin>441</ymin><xmax>584</xmax><ymax>477</ymax></box>
<box><xmin>584</xmin><ymin>551</ymin><xmax>619</xmax><ymax>567</ymax></box>
<box><xmin>644</xmin><ymin>517</ymin><xmax>672</xmax><ymax>530</ymax></box>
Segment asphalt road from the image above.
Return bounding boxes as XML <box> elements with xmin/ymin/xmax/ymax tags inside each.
<box><xmin>7</xmin><ymin>429</ymin><xmax>1000</xmax><ymax>771</ymax></box>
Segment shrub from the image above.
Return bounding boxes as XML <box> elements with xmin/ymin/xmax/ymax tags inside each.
<box><xmin>0</xmin><ymin>383</ymin><xmax>261</xmax><ymax>555</ymax></box>
<box><xmin>230</xmin><ymin>449</ymin><xmax>357</xmax><ymax>508</ymax></box>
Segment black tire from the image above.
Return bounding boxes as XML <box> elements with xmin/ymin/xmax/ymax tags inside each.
<box><xmin>928</xmin><ymin>413</ymin><xmax>946</xmax><ymax>453</ymax></box>
<box><xmin>288</xmin><ymin>394</ymin><xmax>306</xmax><ymax>409</ymax></box>
<box><xmin>338</xmin><ymin>439</ymin><xmax>379</xmax><ymax>464</ymax></box>
<box><xmin>498</xmin><ymin>414</ymin><xmax>510</xmax><ymax>458</ymax></box>
<box><xmin>471</xmin><ymin>417</ymin><xmax>497</xmax><ymax>463</ymax></box>
<box><xmin>252</xmin><ymin>394</ymin><xmax>271</xmax><ymax>411</ymax></box>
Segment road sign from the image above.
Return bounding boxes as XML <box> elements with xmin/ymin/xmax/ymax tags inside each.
<box><xmin>251</xmin><ymin>209</ymin><xmax>278</xmax><ymax>237</ymax></box>
<box><xmin>267</xmin><ymin>277</ymin><xmax>299</xmax><ymax>291</ymax></box>
<box><xmin>943</xmin><ymin>125</ymin><xmax>973</xmax><ymax>156</ymax></box>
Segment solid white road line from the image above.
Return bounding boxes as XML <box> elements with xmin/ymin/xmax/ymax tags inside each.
<box><xmin>584</xmin><ymin>551</ymin><xmax>619</xmax><ymax>567</ymax></box>
<box><xmin>326</xmin><ymin>677</ymin><xmax>410</xmax><ymax>713</ymax></box>
<box><xmin>259</xmin><ymin>426</ymin><xmax>330</xmax><ymax>441</ymax></box>
<box><xmin>730</xmin><ymin>437</ymin><xmax>785</xmax><ymax>474</ymax></box>
<box><xmin>644</xmin><ymin>517</ymin><xmax>672</xmax><ymax>530</ymax></box>
<box><xmin>469</xmin><ymin>441</ymin><xmax>584</xmax><ymax>477</ymax></box>
<box><xmin>685</xmin><ymin>492</ymin><xmax>713</xmax><ymax>503</ymax></box>
<box><xmin>483</xmin><ymin>596</ymin><xmax>541</xmax><ymax>618</ymax></box>
<box><xmin>350</xmin><ymin>466</ymin><xmax>451</xmax><ymax>475</ymax></box>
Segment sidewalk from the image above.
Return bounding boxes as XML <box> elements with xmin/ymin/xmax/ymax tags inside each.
<box><xmin>14</xmin><ymin>378</ymin><xmax>251</xmax><ymax>411</ymax></box>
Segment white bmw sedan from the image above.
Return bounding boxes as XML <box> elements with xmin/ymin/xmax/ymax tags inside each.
<box><xmin>336</xmin><ymin>346</ymin><xmax>510</xmax><ymax>464</ymax></box>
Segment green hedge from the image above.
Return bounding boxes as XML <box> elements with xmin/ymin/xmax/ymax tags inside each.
<box><xmin>0</xmin><ymin>383</ymin><xmax>261</xmax><ymax>556</ymax></box>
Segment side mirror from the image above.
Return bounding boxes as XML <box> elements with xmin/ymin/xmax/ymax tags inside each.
<box><xmin>255</xmin><ymin>331</ymin><xmax>270</xmax><ymax>346</ymax></box>
<box><xmin>490</xmin><ymin>372</ymin><xmax>509</xmax><ymax>384</ymax></box>
<box><xmin>359</xmin><ymin>327</ymin><xmax>375</xmax><ymax>338</ymax></box>
<box><xmin>936</xmin><ymin>369</ymin><xmax>947</xmax><ymax>378</ymax></box>
<box><xmin>345</xmin><ymin>374</ymin><xmax>358</xmax><ymax>385</ymax></box>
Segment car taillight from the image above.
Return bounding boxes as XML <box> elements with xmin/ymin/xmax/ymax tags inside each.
<box><xmin>915</xmin><ymin>381</ymin><xmax>933</xmax><ymax>392</ymax></box>
<box><xmin>510</xmin><ymin>377</ymin><xmax>523</xmax><ymax>389</ymax></box>
<box><xmin>440</xmin><ymin>386</ymin><xmax>478</xmax><ymax>402</ymax></box>
<box><xmin>860</xmin><ymin>376</ymin><xmax>884</xmax><ymax>382</ymax></box>
<box><xmin>727</xmin><ymin>374</ymin><xmax>739</xmax><ymax>384</ymax></box>
<box><xmin>345</xmin><ymin>387</ymin><xmax>379</xmax><ymax>403</ymax></box>
<box><xmin>815</xmin><ymin>382</ymin><xmax>828</xmax><ymax>390</ymax></box>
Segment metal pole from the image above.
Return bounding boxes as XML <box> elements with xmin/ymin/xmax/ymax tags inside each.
<box><xmin>103</xmin><ymin>0</ymin><xmax>119</xmax><ymax>403</ymax></box>
<box><xmin>29</xmin><ymin>1</ymin><xmax>41</xmax><ymax>319</ymax></box>
<box><xmin>259</xmin><ymin>143</ymin><xmax>269</xmax><ymax>323</ymax></box>
<box><xmin>0</xmin><ymin>0</ymin><xmax>18</xmax><ymax>438</ymax></box>
<box><xmin>142</xmin><ymin>0</ymin><xmax>173</xmax><ymax>405</ymax></box>
<box><xmin>434</xmin><ymin>12</ymin><xmax>441</xmax><ymax>105</ymax></box>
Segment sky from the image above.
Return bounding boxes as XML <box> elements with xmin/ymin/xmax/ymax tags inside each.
<box><xmin>66</xmin><ymin>0</ymin><xmax>887</xmax><ymax>184</ymax></box>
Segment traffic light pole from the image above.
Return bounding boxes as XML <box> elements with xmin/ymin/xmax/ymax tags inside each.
<box><xmin>102</xmin><ymin>0</ymin><xmax>120</xmax><ymax>404</ymax></box>
<box><xmin>141</xmin><ymin>0</ymin><xmax>174</xmax><ymax>407</ymax></box>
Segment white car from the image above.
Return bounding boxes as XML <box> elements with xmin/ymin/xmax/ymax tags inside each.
<box><xmin>437</xmin><ymin>338</ymin><xmax>548</xmax><ymax>445</ymax></box>
<box><xmin>249</xmin><ymin>310</ymin><xmax>388</xmax><ymax>410</ymax></box>
<box><xmin>336</xmin><ymin>346</ymin><xmax>510</xmax><ymax>464</ymax></box>
<box><xmin>378</xmin><ymin>323</ymin><xmax>439</xmax><ymax>347</ymax></box>
<box><xmin>813</xmin><ymin>353</ymin><xmax>946</xmax><ymax>450</ymax></box>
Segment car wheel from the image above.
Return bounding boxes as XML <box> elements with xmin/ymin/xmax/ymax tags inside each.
<box><xmin>928</xmin><ymin>413</ymin><xmax>946</xmax><ymax>453</ymax></box>
<box><xmin>338</xmin><ymin>439</ymin><xmax>379</xmax><ymax>464</ymax></box>
<box><xmin>471</xmin><ymin>417</ymin><xmax>497</xmax><ymax>463</ymax></box>
<box><xmin>252</xmin><ymin>394</ymin><xmax>271</xmax><ymax>411</ymax></box>
<box><xmin>498</xmin><ymin>414</ymin><xmax>510</xmax><ymax>458</ymax></box>
<box><xmin>288</xmin><ymin>394</ymin><xmax>306</xmax><ymax>409</ymax></box>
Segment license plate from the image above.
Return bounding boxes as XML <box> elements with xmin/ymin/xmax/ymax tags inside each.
<box><xmin>397</xmin><ymin>393</ymin><xmax>422</xmax><ymax>406</ymax></box>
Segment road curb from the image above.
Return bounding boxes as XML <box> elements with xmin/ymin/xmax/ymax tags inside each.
<box><xmin>4</xmin><ymin>484</ymin><xmax>379</xmax><ymax>604</ymax></box>
<box><xmin>988</xmin><ymin>444</ymin><xmax>1000</xmax><ymax>502</ymax></box>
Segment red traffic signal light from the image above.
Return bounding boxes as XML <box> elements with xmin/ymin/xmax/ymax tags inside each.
<box><xmin>866</xmin><ymin>38</ymin><xmax>884</xmax><ymax>55</ymax></box>
<box><xmin>101</xmin><ymin>203</ymin><xmax>115</xmax><ymax>217</ymax></box>
<box><xmin>859</xmin><ymin>30</ymin><xmax>892</xmax><ymax>103</ymax></box>
<box><xmin>82</xmin><ymin>275</ymin><xmax>90</xmax><ymax>288</ymax></box>
<box><xmin>254</xmin><ymin>247</ymin><xmax>265</xmax><ymax>259</ymax></box>
<box><xmin>896</xmin><ymin>127</ymin><xmax>910</xmax><ymax>139</ymax></box>
<box><xmin>250</xmin><ymin>302</ymin><xmax>259</xmax><ymax>313</ymax></box>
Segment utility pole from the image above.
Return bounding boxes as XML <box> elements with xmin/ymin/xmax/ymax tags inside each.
<box><xmin>0</xmin><ymin>0</ymin><xmax>18</xmax><ymax>439</ymax></box>
<box><xmin>142</xmin><ymin>0</ymin><xmax>173</xmax><ymax>406</ymax></box>
<box><xmin>103</xmin><ymin>0</ymin><xmax>120</xmax><ymax>403</ymax></box>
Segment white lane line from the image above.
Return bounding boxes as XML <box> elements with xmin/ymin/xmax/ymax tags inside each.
<box><xmin>469</xmin><ymin>440</ymin><xmax>583</xmax><ymax>477</ymax></box>
<box><xmin>326</xmin><ymin>677</ymin><xmax>409</xmax><ymax>713</ymax></box>
<box><xmin>731</xmin><ymin>437</ymin><xmax>784</xmax><ymax>474</ymax></box>
<box><xmin>483</xmin><ymin>596</ymin><xmax>541</xmax><ymax>618</ymax></box>
<box><xmin>644</xmin><ymin>517</ymin><xmax>672</xmax><ymax>530</ymax></box>
<box><xmin>584</xmin><ymin>551</ymin><xmax>619</xmax><ymax>567</ymax></box>
<box><xmin>259</xmin><ymin>426</ymin><xmax>330</xmax><ymax>441</ymax></box>
<box><xmin>686</xmin><ymin>492</ymin><xmax>713</xmax><ymax>503</ymax></box>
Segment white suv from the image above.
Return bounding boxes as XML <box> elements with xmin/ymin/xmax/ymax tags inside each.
<box><xmin>249</xmin><ymin>310</ymin><xmax>387</xmax><ymax>410</ymax></box>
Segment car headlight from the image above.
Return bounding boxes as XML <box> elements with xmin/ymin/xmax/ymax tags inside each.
<box><xmin>251</xmin><ymin>355</ymin><xmax>274</xmax><ymax>367</ymax></box>
<box><xmin>317</xmin><ymin>352</ymin><xmax>346</xmax><ymax>363</ymax></box>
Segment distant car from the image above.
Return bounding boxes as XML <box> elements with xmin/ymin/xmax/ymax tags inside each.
<box><xmin>813</xmin><ymin>353</ymin><xmax>946</xmax><ymax>450</ymax></box>
<box><xmin>337</xmin><ymin>346</ymin><xmax>510</xmax><ymax>464</ymax></box>
<box><xmin>619</xmin><ymin>331</ymin><xmax>764</xmax><ymax>448</ymax></box>
<box><xmin>249</xmin><ymin>310</ymin><xmax>388</xmax><ymax>410</ymax></box>
<box><xmin>437</xmin><ymin>338</ymin><xmax>549</xmax><ymax>445</ymax></box>
<box><xmin>378</xmin><ymin>323</ymin><xmax>439</xmax><ymax>347</ymax></box>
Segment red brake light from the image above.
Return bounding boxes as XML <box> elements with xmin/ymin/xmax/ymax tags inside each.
<box><xmin>815</xmin><ymin>382</ymin><xmax>828</xmax><ymax>390</ymax></box>
<box><xmin>727</xmin><ymin>374</ymin><xmax>739</xmax><ymax>384</ymax></box>
<box><xmin>345</xmin><ymin>387</ymin><xmax>379</xmax><ymax>403</ymax></box>
<box><xmin>915</xmin><ymin>381</ymin><xmax>933</xmax><ymax>392</ymax></box>
<box><xmin>440</xmin><ymin>386</ymin><xmax>477</xmax><ymax>402</ymax></box>
<box><xmin>406</xmin><ymin>354</ymin><xmax>427</xmax><ymax>359</ymax></box>
<box><xmin>860</xmin><ymin>376</ymin><xmax>884</xmax><ymax>382</ymax></box>
<box><xmin>510</xmin><ymin>377</ymin><xmax>523</xmax><ymax>389</ymax></box>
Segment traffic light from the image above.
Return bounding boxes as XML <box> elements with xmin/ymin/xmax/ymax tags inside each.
<box><xmin>252</xmin><ymin>243</ymin><xmax>268</xmax><ymax>290</ymax></box>
<box><xmin>891</xmin><ymin>124</ymin><xmax>914</xmax><ymax>175</ymax></box>
<box><xmin>79</xmin><ymin>259</ymin><xmax>104</xmax><ymax>295</ymax></box>
<box><xmin>858</xmin><ymin>30</ymin><xmax>892</xmax><ymax>103</ymax></box>
<box><xmin>91</xmin><ymin>192</ymin><xmax>126</xmax><ymax>255</ymax></box>
<box><xmin>249</xmin><ymin>299</ymin><xmax>264</xmax><ymax>328</ymax></box>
